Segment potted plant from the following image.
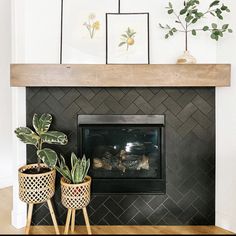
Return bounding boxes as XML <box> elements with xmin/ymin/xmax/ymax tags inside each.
<box><xmin>15</xmin><ymin>113</ymin><xmax>68</xmax><ymax>205</ymax></box>
<box><xmin>56</xmin><ymin>153</ymin><xmax>91</xmax><ymax>234</ymax></box>
<box><xmin>159</xmin><ymin>0</ymin><xmax>232</xmax><ymax>63</ymax></box>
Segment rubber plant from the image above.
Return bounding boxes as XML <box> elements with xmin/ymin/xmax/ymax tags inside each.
<box><xmin>159</xmin><ymin>0</ymin><xmax>232</xmax><ymax>51</ymax></box>
<box><xmin>56</xmin><ymin>153</ymin><xmax>90</xmax><ymax>184</ymax></box>
<box><xmin>15</xmin><ymin>113</ymin><xmax>68</xmax><ymax>172</ymax></box>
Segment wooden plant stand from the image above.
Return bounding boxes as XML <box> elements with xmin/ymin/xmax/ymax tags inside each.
<box><xmin>18</xmin><ymin>164</ymin><xmax>59</xmax><ymax>235</ymax></box>
<box><xmin>64</xmin><ymin>207</ymin><xmax>91</xmax><ymax>235</ymax></box>
<box><xmin>25</xmin><ymin>199</ymin><xmax>59</xmax><ymax>235</ymax></box>
<box><xmin>61</xmin><ymin>176</ymin><xmax>92</xmax><ymax>235</ymax></box>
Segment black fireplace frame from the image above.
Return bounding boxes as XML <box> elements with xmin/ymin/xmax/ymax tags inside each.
<box><xmin>78</xmin><ymin>115</ymin><xmax>166</xmax><ymax>195</ymax></box>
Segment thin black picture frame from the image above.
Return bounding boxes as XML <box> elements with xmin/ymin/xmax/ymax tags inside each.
<box><xmin>106</xmin><ymin>12</ymin><xmax>150</xmax><ymax>65</ymax></box>
<box><xmin>59</xmin><ymin>0</ymin><xmax>121</xmax><ymax>64</ymax></box>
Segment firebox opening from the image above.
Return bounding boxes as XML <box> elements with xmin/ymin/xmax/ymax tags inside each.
<box><xmin>78</xmin><ymin>115</ymin><xmax>166</xmax><ymax>194</ymax></box>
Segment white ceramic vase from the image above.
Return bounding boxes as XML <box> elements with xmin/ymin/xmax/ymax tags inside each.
<box><xmin>177</xmin><ymin>50</ymin><xmax>197</xmax><ymax>64</ymax></box>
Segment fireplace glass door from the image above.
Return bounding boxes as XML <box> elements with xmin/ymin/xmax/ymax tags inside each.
<box><xmin>82</xmin><ymin>125</ymin><xmax>161</xmax><ymax>179</ymax></box>
<box><xmin>78</xmin><ymin>115</ymin><xmax>165</xmax><ymax>194</ymax></box>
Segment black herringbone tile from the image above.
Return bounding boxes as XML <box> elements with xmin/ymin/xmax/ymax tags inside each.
<box><xmin>133</xmin><ymin>197</ymin><xmax>153</xmax><ymax>218</ymax></box>
<box><xmin>119</xmin><ymin>204</ymin><xmax>139</xmax><ymax>224</ymax></box>
<box><xmin>27</xmin><ymin>87</ymin><xmax>215</xmax><ymax>226</ymax></box>
<box><xmin>162</xmin><ymin>212</ymin><xmax>181</xmax><ymax>225</ymax></box>
<box><xmin>148</xmin><ymin>205</ymin><xmax>169</xmax><ymax>224</ymax></box>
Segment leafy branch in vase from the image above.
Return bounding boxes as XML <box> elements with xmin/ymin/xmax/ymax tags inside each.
<box><xmin>159</xmin><ymin>0</ymin><xmax>232</xmax><ymax>51</ymax></box>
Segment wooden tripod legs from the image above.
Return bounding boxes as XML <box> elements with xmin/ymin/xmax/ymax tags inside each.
<box><xmin>64</xmin><ymin>207</ymin><xmax>92</xmax><ymax>235</ymax></box>
<box><xmin>25</xmin><ymin>203</ymin><xmax>33</xmax><ymax>234</ymax></box>
<box><xmin>47</xmin><ymin>199</ymin><xmax>60</xmax><ymax>235</ymax></box>
<box><xmin>25</xmin><ymin>199</ymin><xmax>59</xmax><ymax>235</ymax></box>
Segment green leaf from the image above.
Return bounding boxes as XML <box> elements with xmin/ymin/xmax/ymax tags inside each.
<box><xmin>71</xmin><ymin>152</ymin><xmax>78</xmax><ymax>169</ymax></box>
<box><xmin>118</xmin><ymin>42</ymin><xmax>126</xmax><ymax>47</ymax></box>
<box><xmin>186</xmin><ymin>15</ymin><xmax>193</xmax><ymax>23</ymax></box>
<box><xmin>180</xmin><ymin>8</ymin><xmax>187</xmax><ymax>15</ymax></box>
<box><xmin>85</xmin><ymin>159</ymin><xmax>90</xmax><ymax>177</ymax></box>
<box><xmin>41</xmin><ymin>131</ymin><xmax>68</xmax><ymax>145</ymax></box>
<box><xmin>74</xmin><ymin>161</ymin><xmax>83</xmax><ymax>184</ymax></box>
<box><xmin>168</xmin><ymin>9</ymin><xmax>173</xmax><ymax>14</ymax></box>
<box><xmin>15</xmin><ymin>127</ymin><xmax>40</xmax><ymax>146</ymax></box>
<box><xmin>169</xmin><ymin>2</ymin><xmax>173</xmax><ymax>8</ymax></box>
<box><xmin>81</xmin><ymin>155</ymin><xmax>87</xmax><ymax>179</ymax></box>
<box><xmin>197</xmin><ymin>12</ymin><xmax>204</xmax><ymax>18</ymax></box>
<box><xmin>172</xmin><ymin>28</ymin><xmax>177</xmax><ymax>32</ymax></box>
<box><xmin>127</xmin><ymin>27</ymin><xmax>131</xmax><ymax>35</ymax></box>
<box><xmin>228</xmin><ymin>29</ymin><xmax>233</xmax><ymax>33</ymax></box>
<box><xmin>159</xmin><ymin>23</ymin><xmax>165</xmax><ymax>28</ymax></box>
<box><xmin>203</xmin><ymin>26</ymin><xmax>209</xmax><ymax>31</ymax></box>
<box><xmin>217</xmin><ymin>14</ymin><xmax>223</xmax><ymax>20</ymax></box>
<box><xmin>211</xmin><ymin>33</ymin><xmax>219</xmax><ymax>40</ymax></box>
<box><xmin>33</xmin><ymin>114</ymin><xmax>40</xmax><ymax>135</ymax></box>
<box><xmin>36</xmin><ymin>114</ymin><xmax>52</xmax><ymax>134</ymax></box>
<box><xmin>37</xmin><ymin>148</ymin><xmax>58</xmax><ymax>168</ymax></box>
<box><xmin>210</xmin><ymin>0</ymin><xmax>219</xmax><ymax>8</ymax></box>
<box><xmin>121</xmin><ymin>34</ymin><xmax>128</xmax><ymax>38</ymax></box>
<box><xmin>222</xmin><ymin>24</ymin><xmax>229</xmax><ymax>30</ymax></box>
<box><xmin>71</xmin><ymin>161</ymin><xmax>78</xmax><ymax>184</ymax></box>
<box><xmin>221</xmin><ymin>5</ymin><xmax>227</xmax><ymax>11</ymax></box>
<box><xmin>192</xmin><ymin>29</ymin><xmax>197</xmax><ymax>36</ymax></box>
<box><xmin>191</xmin><ymin>18</ymin><xmax>198</xmax><ymax>24</ymax></box>
<box><xmin>59</xmin><ymin>154</ymin><xmax>66</xmax><ymax>168</ymax></box>
<box><xmin>212</xmin><ymin>23</ymin><xmax>217</xmax><ymax>29</ymax></box>
<box><xmin>129</xmin><ymin>32</ymin><xmax>136</xmax><ymax>37</ymax></box>
<box><xmin>55</xmin><ymin>166</ymin><xmax>71</xmax><ymax>182</ymax></box>
<box><xmin>165</xmin><ymin>34</ymin><xmax>169</xmax><ymax>39</ymax></box>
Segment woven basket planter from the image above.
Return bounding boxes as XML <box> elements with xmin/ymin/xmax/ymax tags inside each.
<box><xmin>18</xmin><ymin>164</ymin><xmax>56</xmax><ymax>204</ymax></box>
<box><xmin>61</xmin><ymin>176</ymin><xmax>91</xmax><ymax>210</ymax></box>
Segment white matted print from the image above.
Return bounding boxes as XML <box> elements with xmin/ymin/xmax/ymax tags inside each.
<box><xmin>106</xmin><ymin>13</ymin><xmax>150</xmax><ymax>64</ymax></box>
<box><xmin>62</xmin><ymin>0</ymin><xmax>118</xmax><ymax>64</ymax></box>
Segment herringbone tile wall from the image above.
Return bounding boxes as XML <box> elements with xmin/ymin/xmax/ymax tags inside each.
<box><xmin>26</xmin><ymin>87</ymin><xmax>215</xmax><ymax>225</ymax></box>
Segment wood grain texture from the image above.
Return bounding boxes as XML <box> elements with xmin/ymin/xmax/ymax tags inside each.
<box><xmin>0</xmin><ymin>187</ymin><xmax>234</xmax><ymax>235</ymax></box>
<box><xmin>10</xmin><ymin>64</ymin><xmax>231</xmax><ymax>87</ymax></box>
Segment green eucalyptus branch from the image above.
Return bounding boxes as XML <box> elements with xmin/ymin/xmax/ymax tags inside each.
<box><xmin>160</xmin><ymin>0</ymin><xmax>232</xmax><ymax>51</ymax></box>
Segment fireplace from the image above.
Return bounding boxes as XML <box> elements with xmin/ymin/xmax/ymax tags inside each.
<box><xmin>78</xmin><ymin>115</ymin><xmax>166</xmax><ymax>194</ymax></box>
<box><xmin>26</xmin><ymin>87</ymin><xmax>215</xmax><ymax>225</ymax></box>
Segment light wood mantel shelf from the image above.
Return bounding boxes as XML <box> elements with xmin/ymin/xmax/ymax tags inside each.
<box><xmin>10</xmin><ymin>64</ymin><xmax>231</xmax><ymax>87</ymax></box>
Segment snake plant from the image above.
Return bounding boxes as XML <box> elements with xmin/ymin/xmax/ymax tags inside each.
<box><xmin>15</xmin><ymin>113</ymin><xmax>68</xmax><ymax>171</ymax></box>
<box><xmin>56</xmin><ymin>153</ymin><xmax>90</xmax><ymax>184</ymax></box>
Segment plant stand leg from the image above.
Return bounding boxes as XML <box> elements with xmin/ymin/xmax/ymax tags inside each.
<box><xmin>47</xmin><ymin>199</ymin><xmax>60</xmax><ymax>235</ymax></box>
<box><xmin>82</xmin><ymin>207</ymin><xmax>91</xmax><ymax>235</ymax></box>
<box><xmin>64</xmin><ymin>209</ymin><xmax>72</xmax><ymax>235</ymax></box>
<box><xmin>25</xmin><ymin>203</ymin><xmax>33</xmax><ymax>234</ymax></box>
<box><xmin>71</xmin><ymin>209</ymin><xmax>76</xmax><ymax>232</ymax></box>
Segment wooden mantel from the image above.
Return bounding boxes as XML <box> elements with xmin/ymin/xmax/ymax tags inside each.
<box><xmin>10</xmin><ymin>64</ymin><xmax>231</xmax><ymax>87</ymax></box>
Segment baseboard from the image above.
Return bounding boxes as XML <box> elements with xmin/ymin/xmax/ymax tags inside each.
<box><xmin>216</xmin><ymin>211</ymin><xmax>236</xmax><ymax>233</ymax></box>
<box><xmin>0</xmin><ymin>175</ymin><xmax>12</xmax><ymax>189</ymax></box>
<box><xmin>11</xmin><ymin>208</ymin><xmax>26</xmax><ymax>229</ymax></box>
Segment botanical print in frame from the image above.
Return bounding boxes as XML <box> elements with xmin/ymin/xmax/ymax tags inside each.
<box><xmin>106</xmin><ymin>13</ymin><xmax>150</xmax><ymax>64</ymax></box>
<box><xmin>62</xmin><ymin>0</ymin><xmax>118</xmax><ymax>64</ymax></box>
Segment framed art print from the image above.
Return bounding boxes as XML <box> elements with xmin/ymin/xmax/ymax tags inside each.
<box><xmin>61</xmin><ymin>0</ymin><xmax>119</xmax><ymax>64</ymax></box>
<box><xmin>106</xmin><ymin>13</ymin><xmax>150</xmax><ymax>64</ymax></box>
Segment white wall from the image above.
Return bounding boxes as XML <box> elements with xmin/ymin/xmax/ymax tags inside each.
<box><xmin>216</xmin><ymin>0</ymin><xmax>236</xmax><ymax>233</ymax></box>
<box><xmin>0</xmin><ymin>0</ymin><xmax>12</xmax><ymax>188</ymax></box>
<box><xmin>11</xmin><ymin>0</ymin><xmax>62</xmax><ymax>228</ymax></box>
<box><xmin>10</xmin><ymin>0</ymin><xmax>236</xmax><ymax>232</ymax></box>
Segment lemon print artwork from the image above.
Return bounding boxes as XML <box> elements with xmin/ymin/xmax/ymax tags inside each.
<box><xmin>119</xmin><ymin>27</ymin><xmax>136</xmax><ymax>51</ymax></box>
<box><xmin>83</xmin><ymin>13</ymin><xmax>100</xmax><ymax>39</ymax></box>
